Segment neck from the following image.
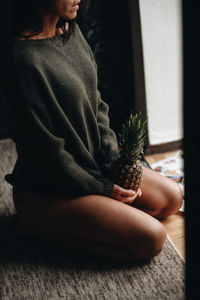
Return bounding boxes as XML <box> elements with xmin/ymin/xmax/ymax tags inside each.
<box><xmin>34</xmin><ymin>14</ymin><xmax>59</xmax><ymax>39</ymax></box>
<box><xmin>21</xmin><ymin>14</ymin><xmax>69</xmax><ymax>40</ymax></box>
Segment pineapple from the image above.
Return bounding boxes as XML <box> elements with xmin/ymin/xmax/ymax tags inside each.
<box><xmin>110</xmin><ymin>111</ymin><xmax>148</xmax><ymax>192</ymax></box>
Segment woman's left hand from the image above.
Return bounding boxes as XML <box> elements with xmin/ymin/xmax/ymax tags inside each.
<box><xmin>125</xmin><ymin>187</ymin><xmax>142</xmax><ymax>204</ymax></box>
<box><xmin>111</xmin><ymin>185</ymin><xmax>142</xmax><ymax>204</ymax></box>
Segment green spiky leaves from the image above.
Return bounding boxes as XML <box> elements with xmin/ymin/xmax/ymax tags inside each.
<box><xmin>105</xmin><ymin>111</ymin><xmax>148</xmax><ymax>190</ymax></box>
<box><xmin>117</xmin><ymin>111</ymin><xmax>148</xmax><ymax>162</ymax></box>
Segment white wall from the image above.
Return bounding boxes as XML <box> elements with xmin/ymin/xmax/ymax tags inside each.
<box><xmin>138</xmin><ymin>0</ymin><xmax>183</xmax><ymax>145</ymax></box>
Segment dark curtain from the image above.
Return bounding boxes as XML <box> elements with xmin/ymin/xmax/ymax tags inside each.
<box><xmin>78</xmin><ymin>0</ymin><xmax>135</xmax><ymax>133</ymax></box>
<box><xmin>0</xmin><ymin>4</ymin><xmax>8</xmax><ymax>139</ymax></box>
<box><xmin>0</xmin><ymin>97</ymin><xmax>7</xmax><ymax>139</ymax></box>
<box><xmin>0</xmin><ymin>4</ymin><xmax>11</xmax><ymax>139</ymax></box>
<box><xmin>183</xmin><ymin>1</ymin><xmax>200</xmax><ymax>299</ymax></box>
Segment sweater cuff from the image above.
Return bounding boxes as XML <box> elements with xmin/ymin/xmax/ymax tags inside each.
<box><xmin>101</xmin><ymin>179</ymin><xmax>114</xmax><ymax>197</ymax></box>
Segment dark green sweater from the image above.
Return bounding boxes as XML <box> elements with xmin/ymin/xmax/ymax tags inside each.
<box><xmin>4</xmin><ymin>24</ymin><xmax>120</xmax><ymax>196</ymax></box>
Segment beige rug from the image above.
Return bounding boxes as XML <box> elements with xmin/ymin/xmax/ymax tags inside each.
<box><xmin>0</xmin><ymin>139</ymin><xmax>185</xmax><ymax>300</ymax></box>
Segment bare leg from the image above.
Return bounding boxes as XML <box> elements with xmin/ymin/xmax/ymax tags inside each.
<box><xmin>131</xmin><ymin>166</ymin><xmax>183</xmax><ymax>218</ymax></box>
<box><xmin>15</xmin><ymin>191</ymin><xmax>167</xmax><ymax>262</ymax></box>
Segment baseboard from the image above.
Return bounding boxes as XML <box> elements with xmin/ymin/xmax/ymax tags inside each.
<box><xmin>144</xmin><ymin>139</ymin><xmax>183</xmax><ymax>155</ymax></box>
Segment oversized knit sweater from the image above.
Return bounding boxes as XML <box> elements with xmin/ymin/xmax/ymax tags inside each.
<box><xmin>4</xmin><ymin>24</ymin><xmax>120</xmax><ymax>196</ymax></box>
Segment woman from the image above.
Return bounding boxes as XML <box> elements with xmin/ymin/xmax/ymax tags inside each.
<box><xmin>3</xmin><ymin>0</ymin><xmax>183</xmax><ymax>261</ymax></box>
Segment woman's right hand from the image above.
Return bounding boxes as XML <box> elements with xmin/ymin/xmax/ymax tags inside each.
<box><xmin>110</xmin><ymin>184</ymin><xmax>142</xmax><ymax>204</ymax></box>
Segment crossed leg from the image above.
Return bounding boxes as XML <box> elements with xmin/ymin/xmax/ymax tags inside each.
<box><xmin>14</xmin><ymin>167</ymin><xmax>183</xmax><ymax>262</ymax></box>
<box><xmin>131</xmin><ymin>166</ymin><xmax>183</xmax><ymax>218</ymax></box>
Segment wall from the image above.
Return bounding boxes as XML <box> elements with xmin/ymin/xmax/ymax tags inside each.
<box><xmin>134</xmin><ymin>0</ymin><xmax>183</xmax><ymax>145</ymax></box>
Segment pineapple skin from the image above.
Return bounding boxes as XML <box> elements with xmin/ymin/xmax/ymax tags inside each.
<box><xmin>111</xmin><ymin>158</ymin><xmax>143</xmax><ymax>192</ymax></box>
<box><xmin>108</xmin><ymin>111</ymin><xmax>147</xmax><ymax>193</ymax></box>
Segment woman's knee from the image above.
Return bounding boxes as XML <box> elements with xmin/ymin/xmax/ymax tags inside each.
<box><xmin>145</xmin><ymin>222</ymin><xmax>167</xmax><ymax>259</ymax></box>
<box><xmin>127</xmin><ymin>220</ymin><xmax>167</xmax><ymax>260</ymax></box>
<box><xmin>160</xmin><ymin>181</ymin><xmax>183</xmax><ymax>218</ymax></box>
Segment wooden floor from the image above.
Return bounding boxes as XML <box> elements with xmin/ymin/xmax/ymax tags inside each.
<box><xmin>144</xmin><ymin>150</ymin><xmax>185</xmax><ymax>261</ymax></box>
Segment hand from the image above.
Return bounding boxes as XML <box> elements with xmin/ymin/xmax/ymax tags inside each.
<box><xmin>110</xmin><ymin>184</ymin><xmax>142</xmax><ymax>204</ymax></box>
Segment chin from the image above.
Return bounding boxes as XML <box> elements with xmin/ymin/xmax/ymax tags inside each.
<box><xmin>61</xmin><ymin>9</ymin><xmax>78</xmax><ymax>19</ymax></box>
<box><xmin>62</xmin><ymin>14</ymin><xmax>77</xmax><ymax>21</ymax></box>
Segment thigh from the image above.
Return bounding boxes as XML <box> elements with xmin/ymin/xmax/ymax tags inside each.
<box><xmin>132</xmin><ymin>166</ymin><xmax>183</xmax><ymax>217</ymax></box>
<box><xmin>17</xmin><ymin>190</ymin><xmax>165</xmax><ymax>254</ymax></box>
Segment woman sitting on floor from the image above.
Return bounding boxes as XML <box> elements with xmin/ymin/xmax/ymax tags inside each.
<box><xmin>3</xmin><ymin>0</ymin><xmax>183</xmax><ymax>261</ymax></box>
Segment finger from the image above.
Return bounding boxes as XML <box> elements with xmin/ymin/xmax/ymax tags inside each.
<box><xmin>118</xmin><ymin>188</ymin><xmax>136</xmax><ymax>197</ymax></box>
<box><xmin>126</xmin><ymin>191</ymin><xmax>142</xmax><ymax>204</ymax></box>
<box><xmin>125</xmin><ymin>190</ymin><xmax>141</xmax><ymax>203</ymax></box>
<box><xmin>135</xmin><ymin>188</ymin><xmax>142</xmax><ymax>198</ymax></box>
<box><xmin>131</xmin><ymin>188</ymin><xmax>142</xmax><ymax>199</ymax></box>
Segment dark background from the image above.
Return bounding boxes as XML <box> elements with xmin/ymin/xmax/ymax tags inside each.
<box><xmin>78</xmin><ymin>0</ymin><xmax>135</xmax><ymax>133</ymax></box>
<box><xmin>182</xmin><ymin>1</ymin><xmax>200</xmax><ymax>299</ymax></box>
<box><xmin>0</xmin><ymin>3</ymin><xmax>11</xmax><ymax>139</ymax></box>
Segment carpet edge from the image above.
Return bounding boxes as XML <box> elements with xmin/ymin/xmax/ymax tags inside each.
<box><xmin>167</xmin><ymin>234</ymin><xmax>185</xmax><ymax>263</ymax></box>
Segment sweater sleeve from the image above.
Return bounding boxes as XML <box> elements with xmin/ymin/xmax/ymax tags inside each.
<box><xmin>96</xmin><ymin>89</ymin><xmax>120</xmax><ymax>173</ymax></box>
<box><xmin>5</xmin><ymin>62</ymin><xmax>114</xmax><ymax>196</ymax></box>
<box><xmin>80</xmin><ymin>34</ymin><xmax>120</xmax><ymax>173</ymax></box>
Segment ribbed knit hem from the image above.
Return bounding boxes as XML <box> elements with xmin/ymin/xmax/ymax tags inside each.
<box><xmin>101</xmin><ymin>179</ymin><xmax>114</xmax><ymax>197</ymax></box>
<box><xmin>5</xmin><ymin>172</ymin><xmax>114</xmax><ymax>198</ymax></box>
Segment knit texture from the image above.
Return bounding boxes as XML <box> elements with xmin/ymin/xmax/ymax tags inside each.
<box><xmin>3</xmin><ymin>24</ymin><xmax>120</xmax><ymax>196</ymax></box>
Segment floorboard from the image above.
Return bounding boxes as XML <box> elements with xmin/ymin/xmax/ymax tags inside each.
<box><xmin>145</xmin><ymin>151</ymin><xmax>185</xmax><ymax>261</ymax></box>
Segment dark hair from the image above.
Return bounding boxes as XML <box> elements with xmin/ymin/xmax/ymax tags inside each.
<box><xmin>10</xmin><ymin>0</ymin><xmax>88</xmax><ymax>42</ymax></box>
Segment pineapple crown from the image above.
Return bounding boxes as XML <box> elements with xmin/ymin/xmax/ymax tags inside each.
<box><xmin>117</xmin><ymin>111</ymin><xmax>148</xmax><ymax>161</ymax></box>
